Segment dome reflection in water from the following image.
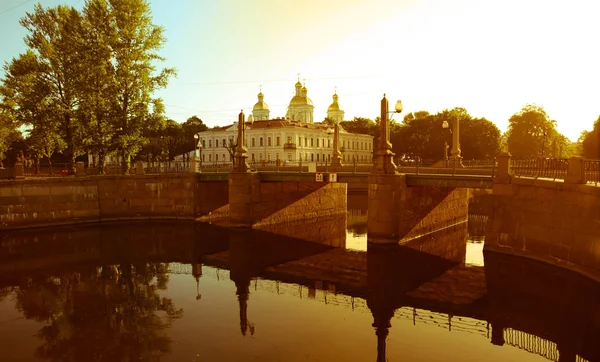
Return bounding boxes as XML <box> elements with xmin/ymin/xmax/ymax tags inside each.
<box><xmin>0</xmin><ymin>195</ymin><xmax>598</xmax><ymax>362</ymax></box>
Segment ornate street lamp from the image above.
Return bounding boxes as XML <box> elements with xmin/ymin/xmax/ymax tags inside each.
<box><xmin>373</xmin><ymin>95</ymin><xmax>402</xmax><ymax>174</ymax></box>
<box><xmin>442</xmin><ymin>120</ymin><xmax>451</xmax><ymax>162</ymax></box>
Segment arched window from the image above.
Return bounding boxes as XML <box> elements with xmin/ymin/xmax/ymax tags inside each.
<box><xmin>216</xmin><ymin>139</ymin><xmax>219</xmax><ymax>148</ymax></box>
<box><xmin>209</xmin><ymin>140</ymin><xmax>212</xmax><ymax>148</ymax></box>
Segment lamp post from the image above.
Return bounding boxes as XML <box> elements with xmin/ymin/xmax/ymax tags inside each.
<box><xmin>541</xmin><ymin>131</ymin><xmax>547</xmax><ymax>157</ymax></box>
<box><xmin>373</xmin><ymin>95</ymin><xmax>402</xmax><ymax>174</ymax></box>
<box><xmin>442</xmin><ymin>120</ymin><xmax>451</xmax><ymax>165</ymax></box>
<box><xmin>444</xmin><ymin>116</ymin><xmax>463</xmax><ymax>168</ymax></box>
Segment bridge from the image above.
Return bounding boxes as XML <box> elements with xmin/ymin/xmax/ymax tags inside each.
<box><xmin>0</xmin><ymin>221</ymin><xmax>598</xmax><ymax>362</ymax></box>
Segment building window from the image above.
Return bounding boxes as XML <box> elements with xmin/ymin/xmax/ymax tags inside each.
<box><xmin>202</xmin><ymin>140</ymin><xmax>206</xmax><ymax>148</ymax></box>
<box><xmin>252</xmin><ymin>153</ymin><xmax>255</xmax><ymax>161</ymax></box>
<box><xmin>317</xmin><ymin>154</ymin><xmax>320</xmax><ymax>161</ymax></box>
<box><xmin>276</xmin><ymin>136</ymin><xmax>280</xmax><ymax>146</ymax></box>
<box><xmin>311</xmin><ymin>138</ymin><xmax>314</xmax><ymax>147</ymax></box>
<box><xmin>268</xmin><ymin>137</ymin><xmax>272</xmax><ymax>146</ymax></box>
<box><xmin>252</xmin><ymin>138</ymin><xmax>255</xmax><ymax>147</ymax></box>
<box><xmin>287</xmin><ymin>136</ymin><xmax>292</xmax><ymax>144</ymax></box>
<box><xmin>268</xmin><ymin>153</ymin><xmax>271</xmax><ymax>161</ymax></box>
<box><xmin>223</xmin><ymin>154</ymin><xmax>225</xmax><ymax>161</ymax></box>
<box><xmin>317</xmin><ymin>139</ymin><xmax>320</xmax><ymax>147</ymax></box>
<box><xmin>288</xmin><ymin>153</ymin><xmax>292</xmax><ymax>161</ymax></box>
<box><xmin>209</xmin><ymin>140</ymin><xmax>212</xmax><ymax>148</ymax></box>
<box><xmin>216</xmin><ymin>140</ymin><xmax>219</xmax><ymax>148</ymax></box>
<box><xmin>202</xmin><ymin>154</ymin><xmax>205</xmax><ymax>161</ymax></box>
<box><xmin>311</xmin><ymin>154</ymin><xmax>314</xmax><ymax>161</ymax></box>
<box><xmin>305</xmin><ymin>137</ymin><xmax>307</xmax><ymax>147</ymax></box>
<box><xmin>343</xmin><ymin>140</ymin><xmax>346</xmax><ymax>148</ymax></box>
<box><xmin>223</xmin><ymin>139</ymin><xmax>227</xmax><ymax>147</ymax></box>
<box><xmin>328</xmin><ymin>139</ymin><xmax>331</xmax><ymax>148</ymax></box>
<box><xmin>209</xmin><ymin>154</ymin><xmax>212</xmax><ymax>161</ymax></box>
<box><xmin>260</xmin><ymin>137</ymin><xmax>263</xmax><ymax>146</ymax></box>
<box><xmin>259</xmin><ymin>153</ymin><xmax>263</xmax><ymax>161</ymax></box>
<box><xmin>215</xmin><ymin>154</ymin><xmax>219</xmax><ymax>161</ymax></box>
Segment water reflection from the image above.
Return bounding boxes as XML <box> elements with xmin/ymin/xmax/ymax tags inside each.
<box><xmin>12</xmin><ymin>263</ymin><xmax>182</xmax><ymax>361</ymax></box>
<box><xmin>0</xmin><ymin>197</ymin><xmax>598</xmax><ymax>361</ymax></box>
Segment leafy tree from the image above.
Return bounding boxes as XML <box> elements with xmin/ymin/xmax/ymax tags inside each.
<box><xmin>17</xmin><ymin>4</ymin><xmax>85</xmax><ymax>167</ymax></box>
<box><xmin>391</xmin><ymin>108</ymin><xmax>501</xmax><ymax>161</ymax></box>
<box><xmin>581</xmin><ymin>116</ymin><xmax>600</xmax><ymax>159</ymax></box>
<box><xmin>506</xmin><ymin>104</ymin><xmax>558</xmax><ymax>157</ymax></box>
<box><xmin>0</xmin><ymin>109</ymin><xmax>19</xmax><ymax>167</ymax></box>
<box><xmin>107</xmin><ymin>0</ymin><xmax>176</xmax><ymax>171</ymax></box>
<box><xmin>181</xmin><ymin>115</ymin><xmax>208</xmax><ymax>157</ymax></box>
<box><xmin>76</xmin><ymin>0</ymin><xmax>119</xmax><ymax>174</ymax></box>
<box><xmin>340</xmin><ymin>117</ymin><xmax>377</xmax><ymax>137</ymax></box>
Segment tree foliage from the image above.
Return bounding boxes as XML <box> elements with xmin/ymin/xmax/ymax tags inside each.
<box><xmin>0</xmin><ymin>0</ymin><xmax>175</xmax><ymax>172</ymax></box>
<box><xmin>581</xmin><ymin>116</ymin><xmax>600</xmax><ymax>159</ymax></box>
<box><xmin>506</xmin><ymin>104</ymin><xmax>559</xmax><ymax>157</ymax></box>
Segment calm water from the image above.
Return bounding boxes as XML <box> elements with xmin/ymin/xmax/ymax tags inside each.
<box><xmin>0</xmin><ymin>196</ymin><xmax>598</xmax><ymax>362</ymax></box>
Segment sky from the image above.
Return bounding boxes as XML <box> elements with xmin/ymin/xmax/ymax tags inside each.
<box><xmin>1</xmin><ymin>0</ymin><xmax>600</xmax><ymax>141</ymax></box>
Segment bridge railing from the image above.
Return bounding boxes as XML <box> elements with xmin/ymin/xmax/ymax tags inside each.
<box><xmin>583</xmin><ymin>159</ymin><xmax>600</xmax><ymax>185</ymax></box>
<box><xmin>510</xmin><ymin>157</ymin><xmax>569</xmax><ymax>180</ymax></box>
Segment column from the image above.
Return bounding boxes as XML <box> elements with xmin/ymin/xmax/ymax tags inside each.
<box><xmin>373</xmin><ymin>95</ymin><xmax>397</xmax><ymax>175</ymax></box>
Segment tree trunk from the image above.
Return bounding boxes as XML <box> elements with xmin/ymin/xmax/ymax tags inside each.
<box><xmin>48</xmin><ymin>157</ymin><xmax>53</xmax><ymax>175</ymax></box>
<box><xmin>98</xmin><ymin>149</ymin><xmax>106</xmax><ymax>175</ymax></box>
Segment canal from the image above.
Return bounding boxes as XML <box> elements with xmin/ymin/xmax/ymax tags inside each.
<box><xmin>0</xmin><ymin>195</ymin><xmax>597</xmax><ymax>361</ymax></box>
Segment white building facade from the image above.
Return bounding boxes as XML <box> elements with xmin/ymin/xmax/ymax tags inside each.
<box><xmin>196</xmin><ymin>81</ymin><xmax>373</xmax><ymax>164</ymax></box>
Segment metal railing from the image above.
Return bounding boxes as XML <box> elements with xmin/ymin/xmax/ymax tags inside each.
<box><xmin>23</xmin><ymin>163</ymin><xmax>75</xmax><ymax>177</ymax></box>
<box><xmin>504</xmin><ymin>328</ymin><xmax>559</xmax><ymax>362</ymax></box>
<box><xmin>463</xmin><ymin>159</ymin><xmax>497</xmax><ymax>168</ymax></box>
<box><xmin>582</xmin><ymin>159</ymin><xmax>600</xmax><ymax>185</ymax></box>
<box><xmin>510</xmin><ymin>157</ymin><xmax>568</xmax><ymax>180</ymax></box>
<box><xmin>0</xmin><ymin>167</ymin><xmax>15</xmax><ymax>180</ymax></box>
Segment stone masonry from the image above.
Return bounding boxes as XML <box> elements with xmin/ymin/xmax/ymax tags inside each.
<box><xmin>485</xmin><ymin>177</ymin><xmax>600</xmax><ymax>280</ymax></box>
<box><xmin>0</xmin><ymin>174</ymin><xmax>229</xmax><ymax>230</ymax></box>
<box><xmin>228</xmin><ymin>172</ymin><xmax>347</xmax><ymax>229</ymax></box>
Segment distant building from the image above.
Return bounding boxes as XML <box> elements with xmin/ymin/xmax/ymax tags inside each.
<box><xmin>195</xmin><ymin>80</ymin><xmax>373</xmax><ymax>164</ymax></box>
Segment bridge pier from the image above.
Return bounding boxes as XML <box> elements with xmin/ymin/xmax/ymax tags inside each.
<box><xmin>228</xmin><ymin>172</ymin><xmax>347</xmax><ymax>238</ymax></box>
<box><xmin>367</xmin><ymin>174</ymin><xmax>469</xmax><ymax>245</ymax></box>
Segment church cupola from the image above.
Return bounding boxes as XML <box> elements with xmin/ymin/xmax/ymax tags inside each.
<box><xmin>327</xmin><ymin>89</ymin><xmax>345</xmax><ymax>123</ymax></box>
<box><xmin>252</xmin><ymin>87</ymin><xmax>270</xmax><ymax>120</ymax></box>
<box><xmin>286</xmin><ymin>76</ymin><xmax>314</xmax><ymax>123</ymax></box>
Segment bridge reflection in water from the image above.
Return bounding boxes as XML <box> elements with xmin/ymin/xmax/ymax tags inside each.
<box><xmin>0</xmin><ymin>218</ymin><xmax>598</xmax><ymax>362</ymax></box>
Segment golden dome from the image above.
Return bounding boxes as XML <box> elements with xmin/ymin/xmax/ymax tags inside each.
<box><xmin>328</xmin><ymin>93</ymin><xmax>340</xmax><ymax>111</ymax></box>
<box><xmin>289</xmin><ymin>95</ymin><xmax>313</xmax><ymax>105</ymax></box>
<box><xmin>295</xmin><ymin>81</ymin><xmax>302</xmax><ymax>88</ymax></box>
<box><xmin>328</xmin><ymin>102</ymin><xmax>340</xmax><ymax>111</ymax></box>
<box><xmin>253</xmin><ymin>101</ymin><xmax>269</xmax><ymax>110</ymax></box>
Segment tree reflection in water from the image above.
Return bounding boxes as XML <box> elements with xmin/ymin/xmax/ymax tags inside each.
<box><xmin>13</xmin><ymin>263</ymin><xmax>182</xmax><ymax>362</ymax></box>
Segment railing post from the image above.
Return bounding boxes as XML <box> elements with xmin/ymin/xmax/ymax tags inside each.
<box><xmin>494</xmin><ymin>152</ymin><xmax>511</xmax><ymax>183</ymax></box>
<box><xmin>566</xmin><ymin>156</ymin><xmax>584</xmax><ymax>184</ymax></box>
<box><xmin>75</xmin><ymin>161</ymin><xmax>85</xmax><ymax>177</ymax></box>
<box><xmin>14</xmin><ymin>162</ymin><xmax>24</xmax><ymax>179</ymax></box>
<box><xmin>136</xmin><ymin>160</ymin><xmax>146</xmax><ymax>175</ymax></box>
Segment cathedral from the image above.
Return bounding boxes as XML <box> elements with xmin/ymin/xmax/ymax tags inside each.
<box><xmin>195</xmin><ymin>80</ymin><xmax>372</xmax><ymax>164</ymax></box>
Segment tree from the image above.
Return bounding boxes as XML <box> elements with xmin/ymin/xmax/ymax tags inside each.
<box><xmin>181</xmin><ymin>115</ymin><xmax>208</xmax><ymax>157</ymax></box>
<box><xmin>76</xmin><ymin>0</ymin><xmax>119</xmax><ymax>174</ymax></box>
<box><xmin>581</xmin><ymin>116</ymin><xmax>600</xmax><ymax>159</ymax></box>
<box><xmin>0</xmin><ymin>109</ymin><xmax>19</xmax><ymax>167</ymax></box>
<box><xmin>16</xmin><ymin>4</ymin><xmax>85</xmax><ymax>168</ymax></box>
<box><xmin>506</xmin><ymin>104</ymin><xmax>558</xmax><ymax>157</ymax></box>
<box><xmin>107</xmin><ymin>0</ymin><xmax>176</xmax><ymax>172</ymax></box>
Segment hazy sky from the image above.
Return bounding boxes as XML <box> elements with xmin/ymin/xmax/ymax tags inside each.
<box><xmin>1</xmin><ymin>0</ymin><xmax>600</xmax><ymax>141</ymax></box>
